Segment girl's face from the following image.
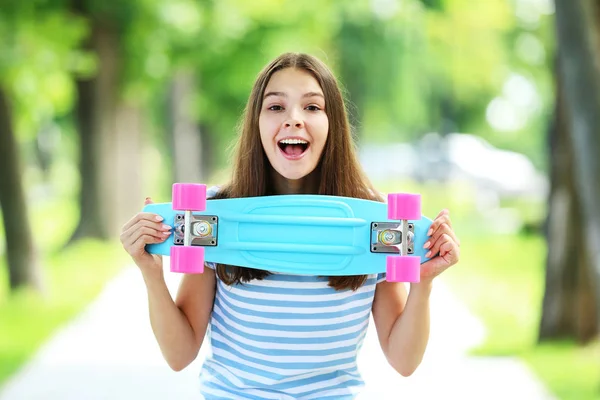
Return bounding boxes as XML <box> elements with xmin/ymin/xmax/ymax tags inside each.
<box><xmin>259</xmin><ymin>68</ymin><xmax>328</xmax><ymax>182</ymax></box>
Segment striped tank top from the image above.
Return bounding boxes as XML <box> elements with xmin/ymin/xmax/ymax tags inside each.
<box><xmin>198</xmin><ymin>270</ymin><xmax>385</xmax><ymax>399</ymax></box>
<box><xmin>198</xmin><ymin>187</ymin><xmax>385</xmax><ymax>399</ymax></box>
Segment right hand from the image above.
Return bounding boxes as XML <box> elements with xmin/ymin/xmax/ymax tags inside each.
<box><xmin>120</xmin><ymin>197</ymin><xmax>172</xmax><ymax>272</ymax></box>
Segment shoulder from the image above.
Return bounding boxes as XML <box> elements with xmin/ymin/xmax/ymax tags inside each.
<box><xmin>206</xmin><ymin>185</ymin><xmax>221</xmax><ymax>199</ymax></box>
<box><xmin>360</xmin><ymin>185</ymin><xmax>386</xmax><ymax>202</ymax></box>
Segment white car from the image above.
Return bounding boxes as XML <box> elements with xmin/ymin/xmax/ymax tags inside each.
<box><xmin>415</xmin><ymin>132</ymin><xmax>548</xmax><ymax>199</ymax></box>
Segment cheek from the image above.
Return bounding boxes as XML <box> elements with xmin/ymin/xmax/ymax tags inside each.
<box><xmin>259</xmin><ymin>114</ymin><xmax>278</xmax><ymax>137</ymax></box>
<box><xmin>315</xmin><ymin>118</ymin><xmax>329</xmax><ymax>146</ymax></box>
<box><xmin>258</xmin><ymin>115</ymin><xmax>270</xmax><ymax>146</ymax></box>
<box><xmin>259</xmin><ymin>133</ymin><xmax>272</xmax><ymax>157</ymax></box>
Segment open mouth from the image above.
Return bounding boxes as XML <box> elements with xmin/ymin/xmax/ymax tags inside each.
<box><xmin>277</xmin><ymin>138</ymin><xmax>310</xmax><ymax>159</ymax></box>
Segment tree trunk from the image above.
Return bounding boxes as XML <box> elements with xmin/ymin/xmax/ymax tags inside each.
<box><xmin>69</xmin><ymin>17</ymin><xmax>121</xmax><ymax>242</ymax></box>
<box><xmin>0</xmin><ymin>88</ymin><xmax>43</xmax><ymax>292</ymax></box>
<box><xmin>114</xmin><ymin>104</ymin><xmax>143</xmax><ymax>229</ymax></box>
<box><xmin>539</xmin><ymin>76</ymin><xmax>598</xmax><ymax>342</ymax></box>
<box><xmin>70</xmin><ymin>76</ymin><xmax>103</xmax><ymax>241</ymax></box>
<box><xmin>553</xmin><ymin>0</ymin><xmax>600</xmax><ymax>330</ymax></box>
<box><xmin>336</xmin><ymin>21</ymin><xmax>367</xmax><ymax>137</ymax></box>
<box><xmin>167</xmin><ymin>70</ymin><xmax>204</xmax><ymax>183</ymax></box>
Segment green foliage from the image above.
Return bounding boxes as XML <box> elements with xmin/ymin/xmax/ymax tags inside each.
<box><xmin>0</xmin><ymin>0</ymin><xmax>555</xmax><ymax>172</ymax></box>
<box><xmin>0</xmin><ymin>5</ymin><xmax>90</xmax><ymax>140</ymax></box>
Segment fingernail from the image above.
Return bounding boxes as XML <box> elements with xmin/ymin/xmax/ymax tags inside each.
<box><xmin>162</xmin><ymin>231</ymin><xmax>171</xmax><ymax>235</ymax></box>
<box><xmin>162</xmin><ymin>224</ymin><xmax>171</xmax><ymax>230</ymax></box>
<box><xmin>426</xmin><ymin>251</ymin><xmax>432</xmax><ymax>258</ymax></box>
<box><xmin>423</xmin><ymin>241</ymin><xmax>431</xmax><ymax>249</ymax></box>
<box><xmin>155</xmin><ymin>215</ymin><xmax>163</xmax><ymax>221</ymax></box>
<box><xmin>427</xmin><ymin>229</ymin><xmax>433</xmax><ymax>236</ymax></box>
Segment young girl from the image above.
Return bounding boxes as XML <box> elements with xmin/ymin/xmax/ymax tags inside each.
<box><xmin>120</xmin><ymin>52</ymin><xmax>460</xmax><ymax>399</ymax></box>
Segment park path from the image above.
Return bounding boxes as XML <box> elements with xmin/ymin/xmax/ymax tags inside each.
<box><xmin>0</xmin><ymin>265</ymin><xmax>556</xmax><ymax>400</ymax></box>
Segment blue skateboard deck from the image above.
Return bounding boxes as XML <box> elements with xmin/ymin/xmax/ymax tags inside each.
<box><xmin>144</xmin><ymin>195</ymin><xmax>433</xmax><ymax>276</ymax></box>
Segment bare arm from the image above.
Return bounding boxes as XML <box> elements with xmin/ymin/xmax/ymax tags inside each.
<box><xmin>121</xmin><ymin>198</ymin><xmax>216</xmax><ymax>372</ymax></box>
<box><xmin>372</xmin><ymin>280</ymin><xmax>432</xmax><ymax>376</ymax></box>
<box><xmin>372</xmin><ymin>209</ymin><xmax>460</xmax><ymax>376</ymax></box>
<box><xmin>142</xmin><ymin>267</ymin><xmax>216</xmax><ymax>371</ymax></box>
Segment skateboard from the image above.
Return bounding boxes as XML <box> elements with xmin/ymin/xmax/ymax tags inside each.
<box><xmin>143</xmin><ymin>183</ymin><xmax>433</xmax><ymax>283</ymax></box>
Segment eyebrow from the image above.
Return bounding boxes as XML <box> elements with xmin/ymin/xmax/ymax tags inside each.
<box><xmin>263</xmin><ymin>91</ymin><xmax>324</xmax><ymax>100</ymax></box>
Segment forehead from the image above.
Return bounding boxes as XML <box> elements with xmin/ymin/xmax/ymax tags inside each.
<box><xmin>265</xmin><ymin>68</ymin><xmax>323</xmax><ymax>94</ymax></box>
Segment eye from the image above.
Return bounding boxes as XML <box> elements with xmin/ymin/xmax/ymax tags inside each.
<box><xmin>306</xmin><ymin>105</ymin><xmax>322</xmax><ymax>112</ymax></box>
<box><xmin>268</xmin><ymin>105</ymin><xmax>283</xmax><ymax>111</ymax></box>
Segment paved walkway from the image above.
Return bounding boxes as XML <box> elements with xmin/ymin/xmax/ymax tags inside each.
<box><xmin>0</xmin><ymin>265</ymin><xmax>556</xmax><ymax>400</ymax></box>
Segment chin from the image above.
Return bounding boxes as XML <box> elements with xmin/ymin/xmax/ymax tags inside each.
<box><xmin>279</xmin><ymin>171</ymin><xmax>309</xmax><ymax>181</ymax></box>
<box><xmin>276</xmin><ymin>166</ymin><xmax>317</xmax><ymax>181</ymax></box>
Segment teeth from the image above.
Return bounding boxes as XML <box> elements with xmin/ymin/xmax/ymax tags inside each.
<box><xmin>279</xmin><ymin>139</ymin><xmax>308</xmax><ymax>145</ymax></box>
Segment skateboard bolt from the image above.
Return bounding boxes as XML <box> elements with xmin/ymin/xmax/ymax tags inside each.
<box><xmin>379</xmin><ymin>229</ymin><xmax>398</xmax><ymax>246</ymax></box>
<box><xmin>193</xmin><ymin>221</ymin><xmax>212</xmax><ymax>237</ymax></box>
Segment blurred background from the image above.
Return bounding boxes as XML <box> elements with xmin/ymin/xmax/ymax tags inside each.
<box><xmin>0</xmin><ymin>0</ymin><xmax>599</xmax><ymax>399</ymax></box>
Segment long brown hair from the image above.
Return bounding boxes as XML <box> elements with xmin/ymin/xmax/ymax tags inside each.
<box><xmin>213</xmin><ymin>52</ymin><xmax>383</xmax><ymax>291</ymax></box>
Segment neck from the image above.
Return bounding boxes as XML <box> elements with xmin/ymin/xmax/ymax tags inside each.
<box><xmin>271</xmin><ymin>169</ymin><xmax>320</xmax><ymax>195</ymax></box>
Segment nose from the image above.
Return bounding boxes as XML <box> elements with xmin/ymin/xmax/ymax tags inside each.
<box><xmin>284</xmin><ymin>119</ymin><xmax>304</xmax><ymax>129</ymax></box>
<box><xmin>283</xmin><ymin>107</ymin><xmax>304</xmax><ymax>129</ymax></box>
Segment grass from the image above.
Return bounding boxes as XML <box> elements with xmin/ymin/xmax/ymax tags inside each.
<box><xmin>0</xmin><ymin>190</ymin><xmax>129</xmax><ymax>385</ymax></box>
<box><xmin>0</xmin><ymin>240</ymin><xmax>127</xmax><ymax>383</ymax></box>
<box><xmin>523</xmin><ymin>341</ymin><xmax>600</xmax><ymax>400</ymax></box>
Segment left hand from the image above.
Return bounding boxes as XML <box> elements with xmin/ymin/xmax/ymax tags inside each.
<box><xmin>419</xmin><ymin>209</ymin><xmax>460</xmax><ymax>282</ymax></box>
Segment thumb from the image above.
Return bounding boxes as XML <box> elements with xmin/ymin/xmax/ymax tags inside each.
<box><xmin>144</xmin><ymin>197</ymin><xmax>154</xmax><ymax>205</ymax></box>
<box><xmin>419</xmin><ymin>256</ymin><xmax>449</xmax><ymax>279</ymax></box>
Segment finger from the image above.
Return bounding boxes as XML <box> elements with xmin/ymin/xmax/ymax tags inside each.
<box><xmin>127</xmin><ymin>233</ymin><xmax>170</xmax><ymax>256</ymax></box>
<box><xmin>427</xmin><ymin>232</ymin><xmax>456</xmax><ymax>258</ymax></box>
<box><xmin>435</xmin><ymin>209</ymin><xmax>449</xmax><ymax>219</ymax></box>
<box><xmin>421</xmin><ymin>241</ymin><xmax>459</xmax><ymax>275</ymax></box>
<box><xmin>425</xmin><ymin>233</ymin><xmax>453</xmax><ymax>258</ymax></box>
<box><xmin>122</xmin><ymin>213</ymin><xmax>162</xmax><ymax>233</ymax></box>
<box><xmin>426</xmin><ymin>212</ymin><xmax>452</xmax><ymax>236</ymax></box>
<box><xmin>121</xmin><ymin>223</ymin><xmax>171</xmax><ymax>246</ymax></box>
<box><xmin>426</xmin><ymin>222</ymin><xmax>460</xmax><ymax>248</ymax></box>
<box><xmin>419</xmin><ymin>255</ymin><xmax>450</xmax><ymax>277</ymax></box>
<box><xmin>144</xmin><ymin>197</ymin><xmax>153</xmax><ymax>205</ymax></box>
<box><xmin>121</xmin><ymin>212</ymin><xmax>165</xmax><ymax>233</ymax></box>
<box><xmin>121</xmin><ymin>220</ymin><xmax>171</xmax><ymax>244</ymax></box>
<box><xmin>439</xmin><ymin>240</ymin><xmax>460</xmax><ymax>265</ymax></box>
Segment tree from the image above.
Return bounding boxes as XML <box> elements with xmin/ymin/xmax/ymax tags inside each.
<box><xmin>69</xmin><ymin>0</ymin><xmax>150</xmax><ymax>241</ymax></box>
<box><xmin>540</xmin><ymin>70</ymin><xmax>597</xmax><ymax>342</ymax></box>
<box><xmin>0</xmin><ymin>89</ymin><xmax>42</xmax><ymax>291</ymax></box>
<box><xmin>0</xmin><ymin>3</ymin><xmax>85</xmax><ymax>292</ymax></box>
<box><xmin>540</xmin><ymin>0</ymin><xmax>600</xmax><ymax>342</ymax></box>
<box><xmin>69</xmin><ymin>4</ymin><xmax>121</xmax><ymax>241</ymax></box>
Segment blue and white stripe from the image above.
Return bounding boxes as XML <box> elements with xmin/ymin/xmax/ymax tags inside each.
<box><xmin>198</xmin><ymin>272</ymin><xmax>385</xmax><ymax>399</ymax></box>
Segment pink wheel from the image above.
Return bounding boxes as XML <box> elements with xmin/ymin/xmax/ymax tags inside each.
<box><xmin>388</xmin><ymin>193</ymin><xmax>421</xmax><ymax>220</ymax></box>
<box><xmin>170</xmin><ymin>246</ymin><xmax>205</xmax><ymax>274</ymax></box>
<box><xmin>172</xmin><ymin>183</ymin><xmax>207</xmax><ymax>211</ymax></box>
<box><xmin>386</xmin><ymin>256</ymin><xmax>420</xmax><ymax>282</ymax></box>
